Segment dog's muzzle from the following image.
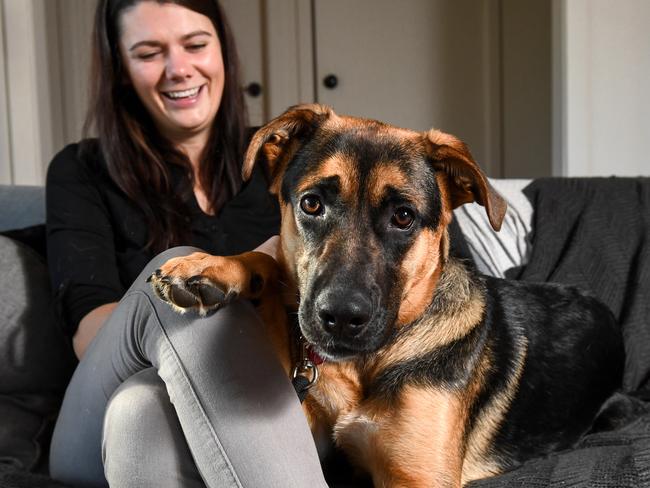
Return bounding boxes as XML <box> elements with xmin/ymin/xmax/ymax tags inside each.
<box><xmin>300</xmin><ymin>284</ymin><xmax>388</xmax><ymax>360</ymax></box>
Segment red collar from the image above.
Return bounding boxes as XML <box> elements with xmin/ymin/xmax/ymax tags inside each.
<box><xmin>306</xmin><ymin>343</ymin><xmax>325</xmax><ymax>365</ymax></box>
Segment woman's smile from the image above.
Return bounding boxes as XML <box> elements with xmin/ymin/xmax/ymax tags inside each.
<box><xmin>161</xmin><ymin>84</ymin><xmax>206</xmax><ymax>107</ymax></box>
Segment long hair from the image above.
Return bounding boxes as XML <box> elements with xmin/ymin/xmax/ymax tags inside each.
<box><xmin>84</xmin><ymin>0</ymin><xmax>247</xmax><ymax>253</ymax></box>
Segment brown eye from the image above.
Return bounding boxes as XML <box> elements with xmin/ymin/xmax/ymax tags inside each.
<box><xmin>391</xmin><ymin>207</ymin><xmax>415</xmax><ymax>229</ymax></box>
<box><xmin>300</xmin><ymin>195</ymin><xmax>322</xmax><ymax>215</ymax></box>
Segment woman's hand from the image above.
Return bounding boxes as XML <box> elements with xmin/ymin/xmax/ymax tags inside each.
<box><xmin>254</xmin><ymin>235</ymin><xmax>279</xmax><ymax>261</ymax></box>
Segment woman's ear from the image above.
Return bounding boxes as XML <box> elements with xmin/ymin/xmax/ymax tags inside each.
<box><xmin>242</xmin><ymin>104</ymin><xmax>333</xmax><ymax>194</ymax></box>
<box><xmin>424</xmin><ymin>129</ymin><xmax>507</xmax><ymax>231</ymax></box>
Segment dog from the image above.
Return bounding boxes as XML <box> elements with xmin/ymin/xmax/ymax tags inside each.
<box><xmin>150</xmin><ymin>104</ymin><xmax>624</xmax><ymax>487</ymax></box>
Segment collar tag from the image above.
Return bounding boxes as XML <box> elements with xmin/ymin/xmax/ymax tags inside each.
<box><xmin>291</xmin><ymin>336</ymin><xmax>322</xmax><ymax>389</ymax></box>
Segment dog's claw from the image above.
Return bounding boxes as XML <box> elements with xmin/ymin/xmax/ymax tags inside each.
<box><xmin>151</xmin><ymin>281</ymin><xmax>167</xmax><ymax>301</ymax></box>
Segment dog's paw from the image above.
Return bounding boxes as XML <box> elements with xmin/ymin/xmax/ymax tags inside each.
<box><xmin>148</xmin><ymin>253</ymin><xmax>242</xmax><ymax>315</ymax></box>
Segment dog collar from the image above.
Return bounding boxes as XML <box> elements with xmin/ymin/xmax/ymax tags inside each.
<box><xmin>286</xmin><ymin>308</ymin><xmax>322</xmax><ymax>398</ymax></box>
<box><xmin>291</xmin><ymin>337</ymin><xmax>320</xmax><ymax>393</ymax></box>
<box><xmin>306</xmin><ymin>343</ymin><xmax>325</xmax><ymax>365</ymax></box>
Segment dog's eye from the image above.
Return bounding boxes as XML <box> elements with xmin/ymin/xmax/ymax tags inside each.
<box><xmin>391</xmin><ymin>208</ymin><xmax>415</xmax><ymax>229</ymax></box>
<box><xmin>300</xmin><ymin>195</ymin><xmax>322</xmax><ymax>215</ymax></box>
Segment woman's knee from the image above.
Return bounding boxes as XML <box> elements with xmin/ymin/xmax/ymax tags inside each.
<box><xmin>103</xmin><ymin>368</ymin><xmax>204</xmax><ymax>488</ymax></box>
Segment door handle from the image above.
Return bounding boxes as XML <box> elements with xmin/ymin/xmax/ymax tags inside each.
<box><xmin>245</xmin><ymin>82</ymin><xmax>263</xmax><ymax>97</ymax></box>
<box><xmin>323</xmin><ymin>74</ymin><xmax>339</xmax><ymax>89</ymax></box>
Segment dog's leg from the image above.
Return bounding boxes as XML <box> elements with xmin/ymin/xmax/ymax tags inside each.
<box><xmin>336</xmin><ymin>386</ymin><xmax>466</xmax><ymax>488</ymax></box>
<box><xmin>149</xmin><ymin>251</ymin><xmax>280</xmax><ymax>315</ymax></box>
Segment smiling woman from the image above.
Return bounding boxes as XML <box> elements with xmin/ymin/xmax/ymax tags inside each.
<box><xmin>45</xmin><ymin>1</ymin><xmax>329</xmax><ymax>487</ymax></box>
<box><xmin>118</xmin><ymin>2</ymin><xmax>225</xmax><ymax>155</ymax></box>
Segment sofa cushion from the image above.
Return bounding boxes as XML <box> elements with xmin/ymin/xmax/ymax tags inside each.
<box><xmin>0</xmin><ymin>236</ymin><xmax>75</xmax><ymax>471</ymax></box>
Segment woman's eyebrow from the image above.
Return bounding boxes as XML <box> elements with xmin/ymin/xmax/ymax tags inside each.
<box><xmin>129</xmin><ymin>30</ymin><xmax>212</xmax><ymax>51</ymax></box>
<box><xmin>181</xmin><ymin>30</ymin><xmax>212</xmax><ymax>41</ymax></box>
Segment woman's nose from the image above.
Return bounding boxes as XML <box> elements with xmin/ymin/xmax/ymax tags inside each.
<box><xmin>165</xmin><ymin>50</ymin><xmax>192</xmax><ymax>80</ymax></box>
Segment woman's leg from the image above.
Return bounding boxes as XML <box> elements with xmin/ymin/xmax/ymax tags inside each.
<box><xmin>50</xmin><ymin>247</ymin><xmax>327</xmax><ymax>488</ymax></box>
<box><xmin>102</xmin><ymin>368</ymin><xmax>206</xmax><ymax>488</ymax></box>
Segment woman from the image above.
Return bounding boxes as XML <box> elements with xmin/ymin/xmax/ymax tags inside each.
<box><xmin>46</xmin><ymin>1</ymin><xmax>327</xmax><ymax>487</ymax></box>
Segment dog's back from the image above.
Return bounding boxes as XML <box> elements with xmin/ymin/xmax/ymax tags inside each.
<box><xmin>473</xmin><ymin>274</ymin><xmax>624</xmax><ymax>468</ymax></box>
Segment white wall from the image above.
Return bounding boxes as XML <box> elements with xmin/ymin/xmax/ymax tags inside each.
<box><xmin>1</xmin><ymin>0</ymin><xmax>56</xmax><ymax>185</ymax></box>
<box><xmin>501</xmin><ymin>0</ymin><xmax>552</xmax><ymax>178</ymax></box>
<box><xmin>2</xmin><ymin>0</ymin><xmax>649</xmax><ymax>183</ymax></box>
<box><xmin>0</xmin><ymin>0</ymin><xmax>93</xmax><ymax>186</ymax></box>
<box><xmin>0</xmin><ymin>0</ymin><xmax>66</xmax><ymax>185</ymax></box>
<box><xmin>559</xmin><ymin>0</ymin><xmax>650</xmax><ymax>177</ymax></box>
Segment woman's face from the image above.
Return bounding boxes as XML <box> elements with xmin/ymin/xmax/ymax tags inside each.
<box><xmin>118</xmin><ymin>1</ymin><xmax>225</xmax><ymax>144</ymax></box>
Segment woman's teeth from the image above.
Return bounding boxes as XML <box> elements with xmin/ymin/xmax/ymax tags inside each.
<box><xmin>165</xmin><ymin>86</ymin><xmax>200</xmax><ymax>99</ymax></box>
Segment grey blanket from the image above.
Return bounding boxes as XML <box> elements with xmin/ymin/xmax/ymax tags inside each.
<box><xmin>471</xmin><ymin>177</ymin><xmax>650</xmax><ymax>487</ymax></box>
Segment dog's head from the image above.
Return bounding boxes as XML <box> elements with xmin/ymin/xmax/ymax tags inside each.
<box><xmin>243</xmin><ymin>104</ymin><xmax>506</xmax><ymax>361</ymax></box>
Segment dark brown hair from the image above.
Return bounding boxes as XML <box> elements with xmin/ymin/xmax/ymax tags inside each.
<box><xmin>85</xmin><ymin>0</ymin><xmax>247</xmax><ymax>252</ymax></box>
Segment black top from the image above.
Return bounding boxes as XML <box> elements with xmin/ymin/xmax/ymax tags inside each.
<box><xmin>46</xmin><ymin>139</ymin><xmax>279</xmax><ymax>336</ymax></box>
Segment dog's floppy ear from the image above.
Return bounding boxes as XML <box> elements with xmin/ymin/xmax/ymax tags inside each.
<box><xmin>424</xmin><ymin>129</ymin><xmax>507</xmax><ymax>231</ymax></box>
<box><xmin>242</xmin><ymin>104</ymin><xmax>333</xmax><ymax>193</ymax></box>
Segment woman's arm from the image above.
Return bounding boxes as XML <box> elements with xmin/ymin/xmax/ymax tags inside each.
<box><xmin>254</xmin><ymin>235</ymin><xmax>279</xmax><ymax>260</ymax></box>
<box><xmin>74</xmin><ymin>302</ymin><xmax>118</xmax><ymax>359</ymax></box>
<box><xmin>46</xmin><ymin>143</ymin><xmax>125</xmax><ymax>342</ymax></box>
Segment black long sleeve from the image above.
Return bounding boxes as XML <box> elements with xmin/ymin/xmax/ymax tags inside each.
<box><xmin>46</xmin><ymin>140</ymin><xmax>280</xmax><ymax>336</ymax></box>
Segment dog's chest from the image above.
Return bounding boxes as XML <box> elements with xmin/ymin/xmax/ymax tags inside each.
<box><xmin>306</xmin><ymin>363</ymin><xmax>383</xmax><ymax>464</ymax></box>
<box><xmin>307</xmin><ymin>362</ymin><xmax>362</xmax><ymax>420</ymax></box>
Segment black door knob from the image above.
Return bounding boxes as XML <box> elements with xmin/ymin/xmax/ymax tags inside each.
<box><xmin>245</xmin><ymin>82</ymin><xmax>262</xmax><ymax>97</ymax></box>
<box><xmin>323</xmin><ymin>74</ymin><xmax>339</xmax><ymax>89</ymax></box>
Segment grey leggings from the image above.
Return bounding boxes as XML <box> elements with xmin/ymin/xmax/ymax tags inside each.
<box><xmin>49</xmin><ymin>247</ymin><xmax>327</xmax><ymax>488</ymax></box>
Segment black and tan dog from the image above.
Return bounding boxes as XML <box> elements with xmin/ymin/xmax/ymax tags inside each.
<box><xmin>150</xmin><ymin>104</ymin><xmax>624</xmax><ymax>487</ymax></box>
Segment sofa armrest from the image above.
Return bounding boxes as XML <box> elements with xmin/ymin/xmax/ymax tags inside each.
<box><xmin>0</xmin><ymin>185</ymin><xmax>45</xmax><ymax>232</ymax></box>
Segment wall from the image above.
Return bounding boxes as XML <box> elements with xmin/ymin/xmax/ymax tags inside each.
<box><xmin>0</xmin><ymin>1</ymin><xmax>10</xmax><ymax>183</ymax></box>
<box><xmin>559</xmin><ymin>0</ymin><xmax>650</xmax><ymax>176</ymax></box>
<box><xmin>501</xmin><ymin>0</ymin><xmax>552</xmax><ymax>178</ymax></box>
<box><xmin>1</xmin><ymin>0</ymin><xmax>56</xmax><ymax>185</ymax></box>
<box><xmin>0</xmin><ymin>0</ymin><xmax>93</xmax><ymax>186</ymax></box>
<box><xmin>2</xmin><ymin>0</ymin><xmax>648</xmax><ymax>184</ymax></box>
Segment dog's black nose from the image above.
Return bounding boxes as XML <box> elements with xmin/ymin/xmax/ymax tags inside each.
<box><xmin>316</xmin><ymin>291</ymin><xmax>372</xmax><ymax>338</ymax></box>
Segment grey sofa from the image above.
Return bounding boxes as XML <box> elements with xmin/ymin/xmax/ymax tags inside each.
<box><xmin>0</xmin><ymin>184</ymin><xmax>75</xmax><ymax>487</ymax></box>
<box><xmin>1</xmin><ymin>180</ymin><xmax>649</xmax><ymax>488</ymax></box>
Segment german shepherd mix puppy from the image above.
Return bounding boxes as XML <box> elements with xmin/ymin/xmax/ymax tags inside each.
<box><xmin>151</xmin><ymin>105</ymin><xmax>624</xmax><ymax>487</ymax></box>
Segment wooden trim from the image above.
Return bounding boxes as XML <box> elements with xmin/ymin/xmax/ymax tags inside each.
<box><xmin>34</xmin><ymin>0</ymin><xmax>63</xmax><ymax>177</ymax></box>
<box><xmin>55</xmin><ymin>0</ymin><xmax>95</xmax><ymax>143</ymax></box>
<box><xmin>481</xmin><ymin>0</ymin><xmax>503</xmax><ymax>178</ymax></box>
<box><xmin>563</xmin><ymin>0</ymin><xmax>591</xmax><ymax>176</ymax></box>
<box><xmin>264</xmin><ymin>0</ymin><xmax>314</xmax><ymax>119</ymax></box>
<box><xmin>297</xmin><ymin>0</ymin><xmax>314</xmax><ymax>104</ymax></box>
<box><xmin>0</xmin><ymin>0</ymin><xmax>12</xmax><ymax>183</ymax></box>
<box><xmin>3</xmin><ymin>0</ymin><xmax>44</xmax><ymax>184</ymax></box>
<box><xmin>551</xmin><ymin>0</ymin><xmax>565</xmax><ymax>176</ymax></box>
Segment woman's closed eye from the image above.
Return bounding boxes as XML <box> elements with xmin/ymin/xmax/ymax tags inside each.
<box><xmin>186</xmin><ymin>43</ymin><xmax>207</xmax><ymax>52</ymax></box>
<box><xmin>135</xmin><ymin>50</ymin><xmax>161</xmax><ymax>60</ymax></box>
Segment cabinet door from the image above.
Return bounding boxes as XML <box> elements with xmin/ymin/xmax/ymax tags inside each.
<box><xmin>220</xmin><ymin>0</ymin><xmax>266</xmax><ymax>126</ymax></box>
<box><xmin>313</xmin><ymin>0</ymin><xmax>499</xmax><ymax>173</ymax></box>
